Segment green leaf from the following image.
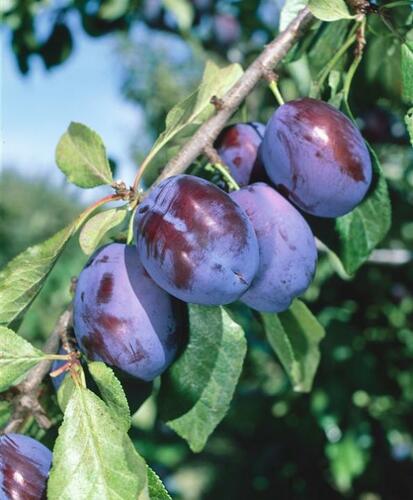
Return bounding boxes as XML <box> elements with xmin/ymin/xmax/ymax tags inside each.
<box><xmin>0</xmin><ymin>401</ymin><xmax>12</xmax><ymax>428</ymax></box>
<box><xmin>261</xmin><ymin>300</ymin><xmax>325</xmax><ymax>393</ymax></box>
<box><xmin>147</xmin><ymin>467</ymin><xmax>172</xmax><ymax>500</ymax></box>
<box><xmin>0</xmin><ymin>225</ymin><xmax>74</xmax><ymax>327</ymax></box>
<box><xmin>88</xmin><ymin>361</ymin><xmax>131</xmax><ymax>433</ymax></box>
<box><xmin>0</xmin><ymin>204</ymin><xmax>102</xmax><ymax>327</ymax></box>
<box><xmin>48</xmin><ymin>387</ymin><xmax>147</xmax><ymax>500</ymax></box>
<box><xmin>326</xmin><ymin>433</ymin><xmax>369</xmax><ymax>492</ymax></box>
<box><xmin>140</xmin><ymin>60</ymin><xmax>243</xmax><ymax>187</ymax></box>
<box><xmin>405</xmin><ymin>108</ymin><xmax>413</xmax><ymax>146</ymax></box>
<box><xmin>159</xmin><ymin>305</ymin><xmax>246</xmax><ymax>452</ymax></box>
<box><xmin>336</xmin><ymin>147</ymin><xmax>391</xmax><ymax>274</ymax></box>
<box><xmin>0</xmin><ymin>326</ymin><xmax>46</xmax><ymax>392</ymax></box>
<box><xmin>308</xmin><ymin>0</ymin><xmax>354</xmax><ymax>21</ymax></box>
<box><xmin>402</xmin><ymin>42</ymin><xmax>413</xmax><ymax>103</ymax></box>
<box><xmin>56</xmin><ymin>122</ymin><xmax>113</xmax><ymax>188</ymax></box>
<box><xmin>279</xmin><ymin>0</ymin><xmax>308</xmax><ymax>31</ymax></box>
<box><xmin>56</xmin><ymin>372</ymin><xmax>77</xmax><ymax>412</ymax></box>
<box><xmin>99</xmin><ymin>0</ymin><xmax>129</xmax><ymax>20</ymax></box>
<box><xmin>163</xmin><ymin>0</ymin><xmax>194</xmax><ymax>31</ymax></box>
<box><xmin>79</xmin><ymin>208</ymin><xmax>126</xmax><ymax>255</ymax></box>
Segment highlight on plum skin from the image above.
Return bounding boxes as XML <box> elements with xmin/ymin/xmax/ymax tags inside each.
<box><xmin>261</xmin><ymin>98</ymin><xmax>373</xmax><ymax>218</ymax></box>
<box><xmin>215</xmin><ymin>122</ymin><xmax>266</xmax><ymax>186</ymax></box>
<box><xmin>230</xmin><ymin>183</ymin><xmax>317</xmax><ymax>313</ymax></box>
<box><xmin>0</xmin><ymin>433</ymin><xmax>52</xmax><ymax>499</ymax></box>
<box><xmin>134</xmin><ymin>174</ymin><xmax>260</xmax><ymax>306</ymax></box>
<box><xmin>73</xmin><ymin>243</ymin><xmax>184</xmax><ymax>382</ymax></box>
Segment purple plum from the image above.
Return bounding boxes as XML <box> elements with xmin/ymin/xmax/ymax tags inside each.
<box><xmin>73</xmin><ymin>243</ymin><xmax>184</xmax><ymax>381</ymax></box>
<box><xmin>215</xmin><ymin>122</ymin><xmax>267</xmax><ymax>186</ymax></box>
<box><xmin>212</xmin><ymin>13</ymin><xmax>241</xmax><ymax>46</ymax></box>
<box><xmin>134</xmin><ymin>174</ymin><xmax>259</xmax><ymax>305</ymax></box>
<box><xmin>231</xmin><ymin>183</ymin><xmax>317</xmax><ymax>312</ymax></box>
<box><xmin>261</xmin><ymin>98</ymin><xmax>372</xmax><ymax>217</ymax></box>
<box><xmin>0</xmin><ymin>433</ymin><xmax>52</xmax><ymax>499</ymax></box>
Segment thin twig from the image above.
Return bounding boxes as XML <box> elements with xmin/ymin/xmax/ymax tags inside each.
<box><xmin>3</xmin><ymin>309</ymin><xmax>72</xmax><ymax>434</ymax></box>
<box><xmin>151</xmin><ymin>8</ymin><xmax>313</xmax><ymax>185</ymax></box>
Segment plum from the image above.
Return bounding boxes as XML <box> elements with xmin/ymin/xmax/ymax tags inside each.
<box><xmin>0</xmin><ymin>433</ymin><xmax>52</xmax><ymax>499</ymax></box>
<box><xmin>261</xmin><ymin>98</ymin><xmax>372</xmax><ymax>217</ymax></box>
<box><xmin>73</xmin><ymin>243</ymin><xmax>184</xmax><ymax>382</ymax></box>
<box><xmin>212</xmin><ymin>13</ymin><xmax>241</xmax><ymax>47</ymax></box>
<box><xmin>231</xmin><ymin>183</ymin><xmax>317</xmax><ymax>313</ymax></box>
<box><xmin>134</xmin><ymin>174</ymin><xmax>259</xmax><ymax>305</ymax></box>
<box><xmin>215</xmin><ymin>122</ymin><xmax>267</xmax><ymax>186</ymax></box>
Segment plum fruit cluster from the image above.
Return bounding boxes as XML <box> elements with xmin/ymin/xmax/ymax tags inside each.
<box><xmin>0</xmin><ymin>433</ymin><xmax>52</xmax><ymax>498</ymax></box>
<box><xmin>71</xmin><ymin>98</ymin><xmax>371</xmax><ymax>383</ymax></box>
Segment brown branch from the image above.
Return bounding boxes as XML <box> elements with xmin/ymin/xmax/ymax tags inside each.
<box><xmin>3</xmin><ymin>309</ymin><xmax>72</xmax><ymax>434</ymax></box>
<box><xmin>154</xmin><ymin>7</ymin><xmax>313</xmax><ymax>185</ymax></box>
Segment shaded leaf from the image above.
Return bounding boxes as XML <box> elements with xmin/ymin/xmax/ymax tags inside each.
<box><xmin>79</xmin><ymin>208</ymin><xmax>126</xmax><ymax>255</ymax></box>
<box><xmin>262</xmin><ymin>300</ymin><xmax>325</xmax><ymax>393</ymax></box>
<box><xmin>0</xmin><ymin>326</ymin><xmax>46</xmax><ymax>392</ymax></box>
<box><xmin>405</xmin><ymin>108</ymin><xmax>413</xmax><ymax>146</ymax></box>
<box><xmin>0</xmin><ymin>401</ymin><xmax>11</xmax><ymax>428</ymax></box>
<box><xmin>401</xmin><ymin>42</ymin><xmax>413</xmax><ymax>103</ymax></box>
<box><xmin>56</xmin><ymin>122</ymin><xmax>113</xmax><ymax>188</ymax></box>
<box><xmin>140</xmin><ymin>60</ymin><xmax>243</xmax><ymax>187</ymax></box>
<box><xmin>308</xmin><ymin>0</ymin><xmax>354</xmax><ymax>21</ymax></box>
<box><xmin>48</xmin><ymin>387</ymin><xmax>147</xmax><ymax>500</ymax></box>
<box><xmin>336</xmin><ymin>148</ymin><xmax>391</xmax><ymax>274</ymax></box>
<box><xmin>159</xmin><ymin>305</ymin><xmax>246</xmax><ymax>452</ymax></box>
<box><xmin>88</xmin><ymin>361</ymin><xmax>131</xmax><ymax>433</ymax></box>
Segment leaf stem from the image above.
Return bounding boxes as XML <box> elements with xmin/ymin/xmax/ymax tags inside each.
<box><xmin>212</xmin><ymin>163</ymin><xmax>240</xmax><ymax>191</ymax></box>
<box><xmin>269</xmin><ymin>80</ymin><xmax>285</xmax><ymax>105</ymax></box>
<box><xmin>343</xmin><ymin>18</ymin><xmax>367</xmax><ymax>121</ymax></box>
<box><xmin>312</xmin><ymin>26</ymin><xmax>358</xmax><ymax>96</ymax></box>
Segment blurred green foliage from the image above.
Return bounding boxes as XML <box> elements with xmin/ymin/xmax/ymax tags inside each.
<box><xmin>2</xmin><ymin>0</ymin><xmax>413</xmax><ymax>498</ymax></box>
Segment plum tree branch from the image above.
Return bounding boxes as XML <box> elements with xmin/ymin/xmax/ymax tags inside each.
<box><xmin>3</xmin><ymin>309</ymin><xmax>72</xmax><ymax>434</ymax></box>
<box><xmin>154</xmin><ymin>7</ymin><xmax>314</xmax><ymax>185</ymax></box>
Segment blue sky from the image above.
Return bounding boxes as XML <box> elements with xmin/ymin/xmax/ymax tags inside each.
<box><xmin>1</xmin><ymin>22</ymin><xmax>143</xmax><ymax>199</ymax></box>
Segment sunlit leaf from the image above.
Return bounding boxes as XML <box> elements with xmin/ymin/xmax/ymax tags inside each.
<box><xmin>48</xmin><ymin>387</ymin><xmax>147</xmax><ymax>500</ymax></box>
<box><xmin>79</xmin><ymin>208</ymin><xmax>126</xmax><ymax>255</ymax></box>
<box><xmin>308</xmin><ymin>0</ymin><xmax>354</xmax><ymax>21</ymax></box>
<box><xmin>140</xmin><ymin>60</ymin><xmax>243</xmax><ymax>187</ymax></box>
<box><xmin>56</xmin><ymin>122</ymin><xmax>113</xmax><ymax>188</ymax></box>
<box><xmin>0</xmin><ymin>326</ymin><xmax>46</xmax><ymax>392</ymax></box>
<box><xmin>88</xmin><ymin>361</ymin><xmax>131</xmax><ymax>433</ymax></box>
